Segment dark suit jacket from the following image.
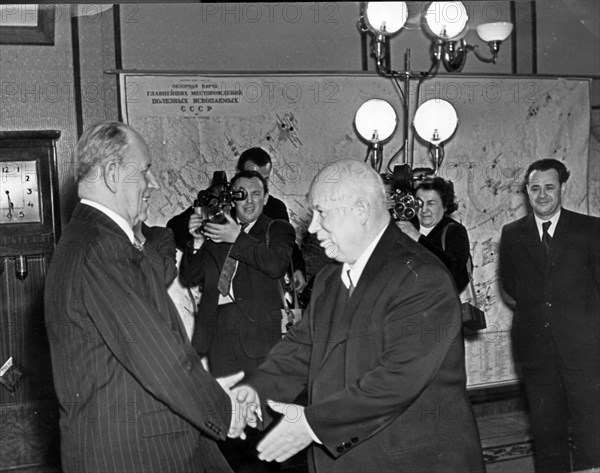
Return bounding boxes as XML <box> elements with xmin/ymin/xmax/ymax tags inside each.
<box><xmin>248</xmin><ymin>223</ymin><xmax>484</xmax><ymax>473</ymax></box>
<box><xmin>45</xmin><ymin>203</ymin><xmax>233</xmax><ymax>473</ymax></box>
<box><xmin>416</xmin><ymin>215</ymin><xmax>470</xmax><ymax>293</ymax></box>
<box><xmin>167</xmin><ymin>195</ymin><xmax>306</xmax><ymax>274</ymax></box>
<box><xmin>179</xmin><ymin>213</ymin><xmax>295</xmax><ymax>360</ymax></box>
<box><xmin>141</xmin><ymin>222</ymin><xmax>178</xmax><ymax>285</ymax></box>
<box><xmin>499</xmin><ymin>208</ymin><xmax>600</xmax><ymax>367</ymax></box>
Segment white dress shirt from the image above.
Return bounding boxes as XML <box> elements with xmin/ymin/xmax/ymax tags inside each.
<box><xmin>534</xmin><ymin>209</ymin><xmax>561</xmax><ymax>240</ymax></box>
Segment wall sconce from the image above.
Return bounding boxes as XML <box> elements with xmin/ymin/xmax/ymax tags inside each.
<box><xmin>359</xmin><ymin>1</ymin><xmax>513</xmax><ymax>76</ymax></box>
<box><xmin>413</xmin><ymin>98</ymin><xmax>458</xmax><ymax>172</ymax></box>
<box><xmin>426</xmin><ymin>2</ymin><xmax>513</xmax><ymax>72</ymax></box>
<box><xmin>360</xmin><ymin>2</ymin><xmax>409</xmax><ymax>74</ymax></box>
<box><xmin>354</xmin><ymin>99</ymin><xmax>398</xmax><ymax>172</ymax></box>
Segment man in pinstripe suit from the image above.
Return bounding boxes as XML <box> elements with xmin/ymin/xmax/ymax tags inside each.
<box><xmin>45</xmin><ymin>121</ymin><xmax>246</xmax><ymax>473</ymax></box>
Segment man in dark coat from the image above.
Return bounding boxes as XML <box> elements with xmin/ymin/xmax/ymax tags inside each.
<box><xmin>499</xmin><ymin>158</ymin><xmax>600</xmax><ymax>472</ymax></box>
<box><xmin>233</xmin><ymin>159</ymin><xmax>484</xmax><ymax>473</ymax></box>
<box><xmin>45</xmin><ymin>121</ymin><xmax>243</xmax><ymax>473</ymax></box>
<box><xmin>179</xmin><ymin>169</ymin><xmax>295</xmax><ymax>473</ymax></box>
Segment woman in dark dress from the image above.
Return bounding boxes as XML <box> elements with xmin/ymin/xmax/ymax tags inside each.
<box><xmin>396</xmin><ymin>177</ymin><xmax>470</xmax><ymax>293</ymax></box>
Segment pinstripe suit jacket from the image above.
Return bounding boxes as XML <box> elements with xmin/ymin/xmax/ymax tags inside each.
<box><xmin>44</xmin><ymin>203</ymin><xmax>233</xmax><ymax>473</ymax></box>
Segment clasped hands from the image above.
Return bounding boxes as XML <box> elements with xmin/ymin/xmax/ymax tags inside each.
<box><xmin>217</xmin><ymin>372</ymin><xmax>314</xmax><ymax>462</ymax></box>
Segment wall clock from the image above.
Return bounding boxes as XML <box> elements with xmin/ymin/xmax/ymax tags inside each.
<box><xmin>0</xmin><ymin>130</ymin><xmax>61</xmax><ymax>471</ymax></box>
<box><xmin>1</xmin><ymin>159</ymin><xmax>41</xmax><ymax>224</ymax></box>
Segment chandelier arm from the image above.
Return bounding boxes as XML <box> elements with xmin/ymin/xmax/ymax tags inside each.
<box><xmin>440</xmin><ymin>40</ymin><xmax>468</xmax><ymax>72</ymax></box>
<box><xmin>357</xmin><ymin>17</ymin><xmax>370</xmax><ymax>34</ymax></box>
<box><xmin>470</xmin><ymin>44</ymin><xmax>498</xmax><ymax>64</ymax></box>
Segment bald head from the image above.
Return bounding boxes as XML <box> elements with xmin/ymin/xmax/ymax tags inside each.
<box><xmin>307</xmin><ymin>159</ymin><xmax>390</xmax><ymax>264</ymax></box>
<box><xmin>308</xmin><ymin>159</ymin><xmax>387</xmax><ymax>210</ymax></box>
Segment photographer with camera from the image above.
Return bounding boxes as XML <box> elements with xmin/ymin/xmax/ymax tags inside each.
<box><xmin>179</xmin><ymin>169</ymin><xmax>295</xmax><ymax>473</ymax></box>
<box><xmin>167</xmin><ymin>148</ymin><xmax>307</xmax><ymax>294</ymax></box>
<box><xmin>237</xmin><ymin>148</ymin><xmax>307</xmax><ymax>293</ymax></box>
<box><xmin>396</xmin><ymin>176</ymin><xmax>470</xmax><ymax>293</ymax></box>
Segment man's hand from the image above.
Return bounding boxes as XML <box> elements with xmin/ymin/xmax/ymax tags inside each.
<box><xmin>188</xmin><ymin>213</ymin><xmax>206</xmax><ymax>240</ymax></box>
<box><xmin>396</xmin><ymin>220</ymin><xmax>421</xmax><ymax>242</ymax></box>
<box><xmin>203</xmin><ymin>212</ymin><xmax>242</xmax><ymax>244</ymax></box>
<box><xmin>293</xmin><ymin>270</ymin><xmax>307</xmax><ymax>293</ymax></box>
<box><xmin>216</xmin><ymin>371</ymin><xmax>248</xmax><ymax>439</ymax></box>
<box><xmin>231</xmin><ymin>385</ymin><xmax>261</xmax><ymax>433</ymax></box>
<box><xmin>257</xmin><ymin>400</ymin><xmax>314</xmax><ymax>463</ymax></box>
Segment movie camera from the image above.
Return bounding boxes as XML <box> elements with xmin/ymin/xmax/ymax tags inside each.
<box><xmin>193</xmin><ymin>171</ymin><xmax>247</xmax><ymax>226</ymax></box>
<box><xmin>383</xmin><ymin>165</ymin><xmax>434</xmax><ymax>221</ymax></box>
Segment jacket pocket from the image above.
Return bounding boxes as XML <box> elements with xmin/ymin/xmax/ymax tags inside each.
<box><xmin>139</xmin><ymin>409</ymin><xmax>191</xmax><ymax>438</ymax></box>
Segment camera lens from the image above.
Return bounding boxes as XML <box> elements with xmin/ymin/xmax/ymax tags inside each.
<box><xmin>207</xmin><ymin>207</ymin><xmax>226</xmax><ymax>224</ymax></box>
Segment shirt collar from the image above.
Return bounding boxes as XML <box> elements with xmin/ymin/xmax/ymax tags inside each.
<box><xmin>239</xmin><ymin>219</ymin><xmax>256</xmax><ymax>233</ymax></box>
<box><xmin>534</xmin><ymin>209</ymin><xmax>561</xmax><ymax>239</ymax></box>
<box><xmin>80</xmin><ymin>198</ymin><xmax>135</xmax><ymax>244</ymax></box>
<box><xmin>341</xmin><ymin>224</ymin><xmax>387</xmax><ymax>290</ymax></box>
<box><xmin>419</xmin><ymin>225</ymin><xmax>434</xmax><ymax>237</ymax></box>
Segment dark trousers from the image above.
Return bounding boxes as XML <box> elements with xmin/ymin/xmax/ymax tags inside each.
<box><xmin>209</xmin><ymin>303</ymin><xmax>279</xmax><ymax>473</ymax></box>
<box><xmin>522</xmin><ymin>348</ymin><xmax>600</xmax><ymax>472</ymax></box>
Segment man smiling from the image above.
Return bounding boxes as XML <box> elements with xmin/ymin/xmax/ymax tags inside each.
<box><xmin>179</xmin><ymin>169</ymin><xmax>295</xmax><ymax>473</ymax></box>
<box><xmin>45</xmin><ymin>121</ymin><xmax>244</xmax><ymax>473</ymax></box>
<box><xmin>500</xmin><ymin>158</ymin><xmax>600</xmax><ymax>472</ymax></box>
<box><xmin>234</xmin><ymin>159</ymin><xmax>484</xmax><ymax>473</ymax></box>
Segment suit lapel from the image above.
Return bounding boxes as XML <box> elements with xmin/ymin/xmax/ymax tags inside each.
<box><xmin>76</xmin><ymin>203</ymin><xmax>189</xmax><ymax>344</ymax></box>
<box><xmin>521</xmin><ymin>214</ymin><xmax>547</xmax><ymax>273</ymax></box>
<box><xmin>310</xmin><ymin>267</ymin><xmax>344</xmax><ymax>370</ymax></box>
<box><xmin>343</xmin><ymin>223</ymin><xmax>398</xmax><ymax>323</ymax></box>
<box><xmin>318</xmin><ymin>223</ymin><xmax>399</xmax><ymax>368</ymax></box>
<box><xmin>547</xmin><ymin>209</ymin><xmax>571</xmax><ymax>268</ymax></box>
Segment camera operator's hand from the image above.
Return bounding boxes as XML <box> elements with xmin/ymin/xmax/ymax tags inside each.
<box><xmin>203</xmin><ymin>212</ymin><xmax>242</xmax><ymax>244</ymax></box>
<box><xmin>396</xmin><ymin>220</ymin><xmax>421</xmax><ymax>242</ymax></box>
<box><xmin>188</xmin><ymin>213</ymin><xmax>206</xmax><ymax>247</ymax></box>
<box><xmin>385</xmin><ymin>194</ymin><xmax>396</xmax><ymax>210</ymax></box>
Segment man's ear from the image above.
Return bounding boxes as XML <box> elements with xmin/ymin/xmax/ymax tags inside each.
<box><xmin>104</xmin><ymin>160</ymin><xmax>119</xmax><ymax>193</ymax></box>
<box><xmin>354</xmin><ymin>196</ymin><xmax>371</xmax><ymax>224</ymax></box>
<box><xmin>263</xmin><ymin>191</ymin><xmax>269</xmax><ymax>206</ymax></box>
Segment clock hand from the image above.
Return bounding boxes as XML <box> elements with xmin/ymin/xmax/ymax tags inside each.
<box><xmin>6</xmin><ymin>190</ymin><xmax>14</xmax><ymax>219</ymax></box>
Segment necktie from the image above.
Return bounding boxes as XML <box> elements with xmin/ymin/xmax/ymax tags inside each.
<box><xmin>347</xmin><ymin>270</ymin><xmax>355</xmax><ymax>299</ymax></box>
<box><xmin>217</xmin><ymin>223</ymin><xmax>247</xmax><ymax>296</ymax></box>
<box><xmin>542</xmin><ymin>221</ymin><xmax>552</xmax><ymax>255</ymax></box>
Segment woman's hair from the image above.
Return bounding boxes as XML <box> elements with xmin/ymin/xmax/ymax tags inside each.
<box><xmin>415</xmin><ymin>177</ymin><xmax>458</xmax><ymax>214</ymax></box>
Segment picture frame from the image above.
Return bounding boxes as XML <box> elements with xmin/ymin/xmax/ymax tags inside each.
<box><xmin>0</xmin><ymin>5</ymin><xmax>55</xmax><ymax>45</ymax></box>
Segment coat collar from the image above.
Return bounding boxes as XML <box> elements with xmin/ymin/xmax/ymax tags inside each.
<box><xmin>521</xmin><ymin>209</ymin><xmax>572</xmax><ymax>271</ymax></box>
<box><xmin>419</xmin><ymin>214</ymin><xmax>455</xmax><ymax>240</ymax></box>
<box><xmin>312</xmin><ymin>222</ymin><xmax>404</xmax><ymax>368</ymax></box>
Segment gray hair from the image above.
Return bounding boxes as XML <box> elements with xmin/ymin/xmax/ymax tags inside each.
<box><xmin>75</xmin><ymin>121</ymin><xmax>131</xmax><ymax>183</ymax></box>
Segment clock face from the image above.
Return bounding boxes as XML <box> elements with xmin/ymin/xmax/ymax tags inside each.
<box><xmin>0</xmin><ymin>160</ymin><xmax>41</xmax><ymax>224</ymax></box>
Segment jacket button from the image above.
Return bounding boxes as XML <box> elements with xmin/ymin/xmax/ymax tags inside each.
<box><xmin>343</xmin><ymin>442</ymin><xmax>351</xmax><ymax>449</ymax></box>
<box><xmin>336</xmin><ymin>446</ymin><xmax>344</xmax><ymax>453</ymax></box>
<box><xmin>545</xmin><ymin>302</ymin><xmax>552</xmax><ymax>307</ymax></box>
<box><xmin>351</xmin><ymin>437</ymin><xmax>358</xmax><ymax>443</ymax></box>
<box><xmin>544</xmin><ymin>322</ymin><xmax>550</xmax><ymax>328</ymax></box>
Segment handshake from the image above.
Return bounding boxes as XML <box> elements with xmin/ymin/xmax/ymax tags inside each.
<box><xmin>217</xmin><ymin>372</ymin><xmax>315</xmax><ymax>463</ymax></box>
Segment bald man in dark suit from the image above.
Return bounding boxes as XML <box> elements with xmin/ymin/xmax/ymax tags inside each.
<box><xmin>233</xmin><ymin>160</ymin><xmax>484</xmax><ymax>473</ymax></box>
<box><xmin>45</xmin><ymin>121</ymin><xmax>246</xmax><ymax>473</ymax></box>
